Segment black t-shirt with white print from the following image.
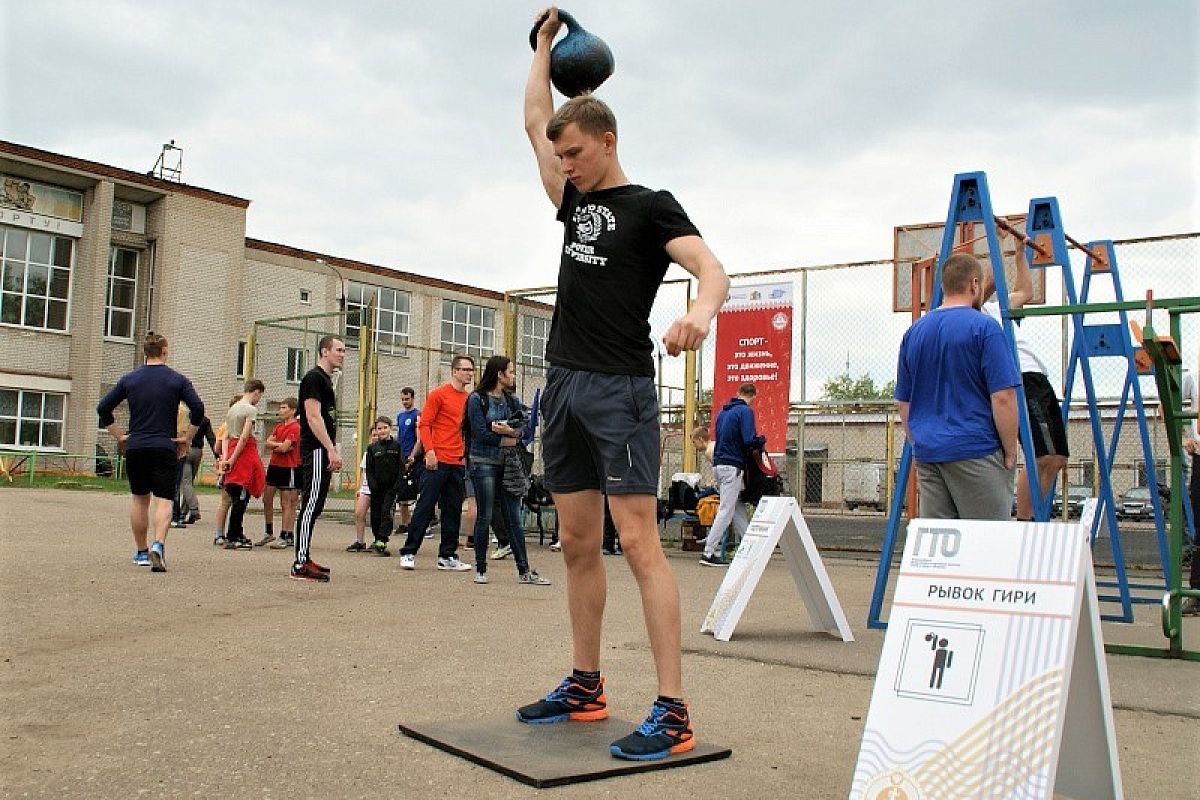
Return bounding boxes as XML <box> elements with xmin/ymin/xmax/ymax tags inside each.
<box><xmin>548</xmin><ymin>181</ymin><xmax>700</xmax><ymax>376</ymax></box>
<box><xmin>298</xmin><ymin>365</ymin><xmax>337</xmax><ymax>454</ymax></box>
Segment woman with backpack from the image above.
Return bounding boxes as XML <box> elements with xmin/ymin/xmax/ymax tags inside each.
<box><xmin>464</xmin><ymin>355</ymin><xmax>550</xmax><ymax>587</ymax></box>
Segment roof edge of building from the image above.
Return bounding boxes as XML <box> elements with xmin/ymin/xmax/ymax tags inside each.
<box><xmin>244</xmin><ymin>237</ymin><xmax>512</xmax><ymax>302</ymax></box>
<box><xmin>0</xmin><ymin>140</ymin><xmax>251</xmax><ymax>208</ymax></box>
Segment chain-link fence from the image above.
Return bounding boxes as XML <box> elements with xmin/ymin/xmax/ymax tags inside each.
<box><xmin>506</xmin><ymin>232</ymin><xmax>1197</xmax><ymax>518</ymax></box>
<box><xmin>10</xmin><ymin>230</ymin><xmax>1194</xmax><ymax>531</ymax></box>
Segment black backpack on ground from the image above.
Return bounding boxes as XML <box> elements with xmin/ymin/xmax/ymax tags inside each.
<box><xmin>524</xmin><ymin>474</ymin><xmax>553</xmax><ymax>509</ymax></box>
<box><xmin>668</xmin><ymin>480</ymin><xmax>699</xmax><ymax>516</ymax></box>
<box><xmin>740</xmin><ymin>446</ymin><xmax>783</xmax><ymax>503</ymax></box>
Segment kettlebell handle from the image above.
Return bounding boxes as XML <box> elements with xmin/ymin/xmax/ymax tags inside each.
<box><xmin>529</xmin><ymin>8</ymin><xmax>580</xmax><ymax>51</ymax></box>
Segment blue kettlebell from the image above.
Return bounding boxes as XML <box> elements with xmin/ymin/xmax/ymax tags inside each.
<box><xmin>529</xmin><ymin>9</ymin><xmax>615</xmax><ymax>97</ymax></box>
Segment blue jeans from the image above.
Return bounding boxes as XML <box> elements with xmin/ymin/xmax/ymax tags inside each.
<box><xmin>470</xmin><ymin>462</ymin><xmax>528</xmax><ymax>575</ymax></box>
<box><xmin>399</xmin><ymin>463</ymin><xmax>465</xmax><ymax>560</ymax></box>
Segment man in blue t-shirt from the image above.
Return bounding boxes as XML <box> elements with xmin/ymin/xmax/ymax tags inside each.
<box><xmin>394</xmin><ymin>386</ymin><xmax>421</xmax><ymax>532</ymax></box>
<box><xmin>395</xmin><ymin>387</ymin><xmax>420</xmax><ymax>459</ymax></box>
<box><xmin>895</xmin><ymin>253</ymin><xmax>1020</xmax><ymax>519</ymax></box>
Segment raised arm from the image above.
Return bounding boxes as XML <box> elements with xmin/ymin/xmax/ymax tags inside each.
<box><xmin>525</xmin><ymin>7</ymin><xmax>566</xmax><ymax>208</ymax></box>
<box><xmin>662</xmin><ymin>235</ymin><xmax>730</xmax><ymax>356</ymax></box>
<box><xmin>983</xmin><ymin>227</ymin><xmax>1035</xmax><ymax>310</ymax></box>
<box><xmin>1007</xmin><ymin>231</ymin><xmax>1034</xmax><ymax>310</ymax></box>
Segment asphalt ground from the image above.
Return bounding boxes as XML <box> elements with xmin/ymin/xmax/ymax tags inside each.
<box><xmin>1</xmin><ymin>487</ymin><xmax>1196</xmax><ymax>799</ymax></box>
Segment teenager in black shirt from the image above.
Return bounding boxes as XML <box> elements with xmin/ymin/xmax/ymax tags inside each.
<box><xmin>516</xmin><ymin>6</ymin><xmax>731</xmax><ymax>762</ymax></box>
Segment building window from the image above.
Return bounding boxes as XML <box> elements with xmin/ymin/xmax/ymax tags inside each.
<box><xmin>299</xmin><ymin>288</ymin><xmax>311</xmax><ymax>304</ymax></box>
<box><xmin>0</xmin><ymin>227</ymin><xmax>72</xmax><ymax>332</ymax></box>
<box><xmin>286</xmin><ymin>347</ymin><xmax>306</xmax><ymax>384</ymax></box>
<box><xmin>440</xmin><ymin>299</ymin><xmax>495</xmax><ymax>363</ymax></box>
<box><xmin>519</xmin><ymin>314</ymin><xmax>550</xmax><ymax>374</ymax></box>
<box><xmin>346</xmin><ymin>282</ymin><xmax>411</xmax><ymax>356</ymax></box>
<box><xmin>0</xmin><ymin>388</ymin><xmax>65</xmax><ymax>449</ymax></box>
<box><xmin>236</xmin><ymin>340</ymin><xmax>247</xmax><ymax>379</ymax></box>
<box><xmin>105</xmin><ymin>247</ymin><xmax>138</xmax><ymax>339</ymax></box>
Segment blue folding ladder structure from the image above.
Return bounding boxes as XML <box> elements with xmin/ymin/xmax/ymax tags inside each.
<box><xmin>1061</xmin><ymin>241</ymin><xmax>1194</xmax><ymax>610</ymax></box>
<box><xmin>868</xmin><ymin>171</ymin><xmax>1136</xmax><ymax>628</ymax></box>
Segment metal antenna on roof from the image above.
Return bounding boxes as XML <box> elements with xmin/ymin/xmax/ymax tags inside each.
<box><xmin>149</xmin><ymin>140</ymin><xmax>183</xmax><ymax>182</ymax></box>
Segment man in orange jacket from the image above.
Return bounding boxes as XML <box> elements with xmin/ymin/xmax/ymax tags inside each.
<box><xmin>397</xmin><ymin>355</ymin><xmax>475</xmax><ymax>572</ymax></box>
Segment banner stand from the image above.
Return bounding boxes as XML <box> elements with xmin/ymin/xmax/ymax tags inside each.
<box><xmin>850</xmin><ymin>502</ymin><xmax>1122</xmax><ymax>799</ymax></box>
<box><xmin>701</xmin><ymin>496</ymin><xmax>853</xmax><ymax>643</ymax></box>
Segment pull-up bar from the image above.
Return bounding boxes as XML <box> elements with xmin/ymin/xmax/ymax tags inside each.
<box><xmin>1063</xmin><ymin>232</ymin><xmax>1110</xmax><ymax>268</ymax></box>
<box><xmin>992</xmin><ymin>215</ymin><xmax>1052</xmax><ymax>260</ymax></box>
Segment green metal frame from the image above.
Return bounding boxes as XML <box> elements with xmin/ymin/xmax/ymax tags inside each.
<box><xmin>1018</xmin><ymin>297</ymin><xmax>1199</xmax><ymax>661</ymax></box>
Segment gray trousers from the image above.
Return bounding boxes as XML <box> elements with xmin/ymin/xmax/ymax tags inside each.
<box><xmin>916</xmin><ymin>450</ymin><xmax>1014</xmax><ymax>521</ymax></box>
<box><xmin>705</xmin><ymin>464</ymin><xmax>750</xmax><ymax>556</ymax></box>
<box><xmin>180</xmin><ymin>446</ymin><xmax>203</xmax><ymax>514</ymax></box>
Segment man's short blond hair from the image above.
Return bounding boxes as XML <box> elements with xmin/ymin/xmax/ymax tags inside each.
<box><xmin>143</xmin><ymin>332</ymin><xmax>167</xmax><ymax>358</ymax></box>
<box><xmin>546</xmin><ymin>96</ymin><xmax>617</xmax><ymax>142</ymax></box>
<box><xmin>941</xmin><ymin>253</ymin><xmax>982</xmax><ymax>295</ymax></box>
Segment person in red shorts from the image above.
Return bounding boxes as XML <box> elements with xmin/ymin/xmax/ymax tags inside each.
<box><xmin>259</xmin><ymin>397</ymin><xmax>301</xmax><ymax>549</ymax></box>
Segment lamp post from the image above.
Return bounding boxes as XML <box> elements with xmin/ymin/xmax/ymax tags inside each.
<box><xmin>314</xmin><ymin>257</ymin><xmax>346</xmax><ymax>314</ymax></box>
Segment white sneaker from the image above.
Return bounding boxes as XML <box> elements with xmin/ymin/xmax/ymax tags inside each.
<box><xmin>491</xmin><ymin>545</ymin><xmax>512</xmax><ymax>560</ymax></box>
<box><xmin>437</xmin><ymin>556</ymin><xmax>471</xmax><ymax>572</ymax></box>
<box><xmin>399</xmin><ymin>554</ymin><xmax>415</xmax><ymax>570</ymax></box>
<box><xmin>549</xmin><ymin>541</ymin><xmax>562</xmax><ymax>552</ymax></box>
<box><xmin>519</xmin><ymin>570</ymin><xmax>551</xmax><ymax>586</ymax></box>
<box><xmin>473</xmin><ymin>571</ymin><xmax>489</xmax><ymax>584</ymax></box>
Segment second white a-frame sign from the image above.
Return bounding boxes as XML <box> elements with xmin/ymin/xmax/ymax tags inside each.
<box><xmin>849</xmin><ymin>502</ymin><xmax>1123</xmax><ymax>799</ymax></box>
<box><xmin>701</xmin><ymin>496</ymin><xmax>854</xmax><ymax>642</ymax></box>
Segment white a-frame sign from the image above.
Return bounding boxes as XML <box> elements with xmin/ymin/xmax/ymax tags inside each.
<box><xmin>701</xmin><ymin>496</ymin><xmax>853</xmax><ymax>642</ymax></box>
<box><xmin>850</xmin><ymin>505</ymin><xmax>1122</xmax><ymax>799</ymax></box>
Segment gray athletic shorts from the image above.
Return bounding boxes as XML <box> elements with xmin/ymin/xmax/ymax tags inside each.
<box><xmin>916</xmin><ymin>450</ymin><xmax>1015</xmax><ymax>521</ymax></box>
<box><xmin>541</xmin><ymin>366</ymin><xmax>660</xmax><ymax>495</ymax></box>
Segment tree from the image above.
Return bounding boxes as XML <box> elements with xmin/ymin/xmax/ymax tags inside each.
<box><xmin>821</xmin><ymin>371</ymin><xmax>895</xmax><ymax>401</ymax></box>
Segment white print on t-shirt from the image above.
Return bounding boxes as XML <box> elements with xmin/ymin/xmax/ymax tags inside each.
<box><xmin>572</xmin><ymin>203</ymin><xmax>616</xmax><ymax>243</ymax></box>
<box><xmin>566</xmin><ymin>203</ymin><xmax>616</xmax><ymax>266</ymax></box>
<box><xmin>564</xmin><ymin>241</ymin><xmax>608</xmax><ymax>266</ymax></box>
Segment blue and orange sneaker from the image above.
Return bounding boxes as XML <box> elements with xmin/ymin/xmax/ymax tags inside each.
<box><xmin>609</xmin><ymin>699</ymin><xmax>694</xmax><ymax>761</ymax></box>
<box><xmin>516</xmin><ymin>675</ymin><xmax>608</xmax><ymax>724</ymax></box>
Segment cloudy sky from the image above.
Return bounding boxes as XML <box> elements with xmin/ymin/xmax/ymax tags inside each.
<box><xmin>5</xmin><ymin>0</ymin><xmax>1198</xmax><ymax>393</ymax></box>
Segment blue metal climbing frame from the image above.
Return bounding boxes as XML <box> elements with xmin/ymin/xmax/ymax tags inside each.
<box><xmin>868</xmin><ymin>171</ymin><xmax>1171</xmax><ymax>628</ymax></box>
<box><xmin>1061</xmin><ymin>240</ymin><xmax>1195</xmax><ymax>609</ymax></box>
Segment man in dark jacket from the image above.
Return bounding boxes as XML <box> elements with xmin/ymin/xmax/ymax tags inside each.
<box><xmin>365</xmin><ymin>416</ymin><xmax>405</xmax><ymax>556</ymax></box>
<box><xmin>97</xmin><ymin>332</ymin><xmax>203</xmax><ymax>573</ymax></box>
<box><xmin>704</xmin><ymin>383</ymin><xmax>764</xmax><ymax>566</ymax></box>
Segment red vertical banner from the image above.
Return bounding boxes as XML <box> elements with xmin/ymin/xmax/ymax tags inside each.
<box><xmin>711</xmin><ymin>282</ymin><xmax>793</xmax><ymax>451</ymax></box>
